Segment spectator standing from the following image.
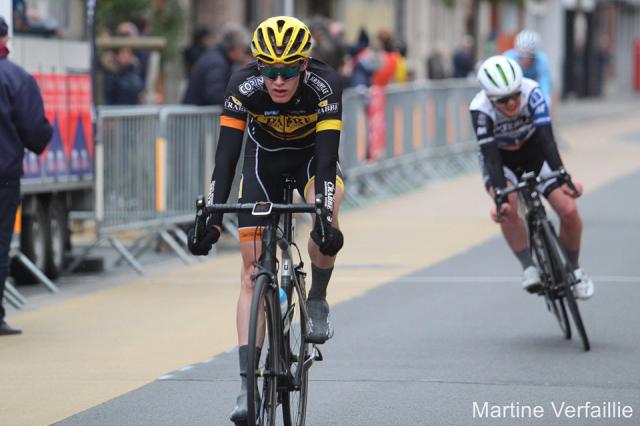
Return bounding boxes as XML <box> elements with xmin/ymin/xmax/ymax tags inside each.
<box><xmin>426</xmin><ymin>43</ymin><xmax>447</xmax><ymax>79</ymax></box>
<box><xmin>101</xmin><ymin>46</ymin><xmax>145</xmax><ymax>105</ymax></box>
<box><xmin>183</xmin><ymin>26</ymin><xmax>213</xmax><ymax>76</ymax></box>
<box><xmin>0</xmin><ymin>16</ymin><xmax>53</xmax><ymax>335</ymax></box>
<box><xmin>393</xmin><ymin>40</ymin><xmax>410</xmax><ymax>83</ymax></box>
<box><xmin>347</xmin><ymin>28</ymin><xmax>381</xmax><ymax>88</ymax></box>
<box><xmin>370</xmin><ymin>30</ymin><xmax>399</xmax><ymax>87</ymax></box>
<box><xmin>115</xmin><ymin>21</ymin><xmax>149</xmax><ymax>86</ymax></box>
<box><xmin>594</xmin><ymin>34</ymin><xmax>611</xmax><ymax>97</ymax></box>
<box><xmin>309</xmin><ymin>17</ymin><xmax>346</xmax><ymax>75</ymax></box>
<box><xmin>182</xmin><ymin>24</ymin><xmax>250</xmax><ymax>106</ymax></box>
<box><xmin>452</xmin><ymin>35</ymin><xmax>474</xmax><ymax>78</ymax></box>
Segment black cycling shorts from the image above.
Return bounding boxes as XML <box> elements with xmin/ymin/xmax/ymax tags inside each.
<box><xmin>481</xmin><ymin>128</ymin><xmax>561</xmax><ymax>197</ymax></box>
<box><xmin>237</xmin><ymin>139</ymin><xmax>343</xmax><ymax>241</ymax></box>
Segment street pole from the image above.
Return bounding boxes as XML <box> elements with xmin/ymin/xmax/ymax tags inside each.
<box><xmin>284</xmin><ymin>0</ymin><xmax>294</xmax><ymax>16</ymax></box>
<box><xmin>274</xmin><ymin>0</ymin><xmax>294</xmax><ymax>16</ymax></box>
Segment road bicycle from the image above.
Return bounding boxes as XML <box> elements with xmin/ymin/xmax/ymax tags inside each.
<box><xmin>496</xmin><ymin>169</ymin><xmax>590</xmax><ymax>351</ymax></box>
<box><xmin>194</xmin><ymin>175</ymin><xmax>325</xmax><ymax>425</ymax></box>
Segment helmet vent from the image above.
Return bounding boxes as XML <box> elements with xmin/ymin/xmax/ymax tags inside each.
<box><xmin>495</xmin><ymin>63</ymin><xmax>509</xmax><ymax>86</ymax></box>
<box><xmin>483</xmin><ymin>69</ymin><xmax>499</xmax><ymax>88</ymax></box>
<box><xmin>266</xmin><ymin>28</ymin><xmax>277</xmax><ymax>53</ymax></box>
<box><xmin>291</xmin><ymin>30</ymin><xmax>305</xmax><ymax>51</ymax></box>
<box><xmin>282</xmin><ymin>27</ymin><xmax>293</xmax><ymax>48</ymax></box>
<box><xmin>257</xmin><ymin>29</ymin><xmax>270</xmax><ymax>54</ymax></box>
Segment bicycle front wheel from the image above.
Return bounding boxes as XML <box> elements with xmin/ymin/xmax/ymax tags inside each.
<box><xmin>247</xmin><ymin>276</ymin><xmax>279</xmax><ymax>425</ymax></box>
<box><xmin>543</xmin><ymin>221</ymin><xmax>590</xmax><ymax>351</ymax></box>
<box><xmin>531</xmin><ymin>230</ymin><xmax>571</xmax><ymax>339</ymax></box>
<box><xmin>281</xmin><ymin>274</ymin><xmax>310</xmax><ymax>426</ymax></box>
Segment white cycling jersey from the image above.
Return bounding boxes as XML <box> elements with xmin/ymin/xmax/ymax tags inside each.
<box><xmin>469</xmin><ymin>78</ymin><xmax>550</xmax><ymax>149</ymax></box>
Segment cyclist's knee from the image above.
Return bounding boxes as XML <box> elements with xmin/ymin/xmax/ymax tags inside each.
<box><xmin>558</xmin><ymin>205</ymin><xmax>580</xmax><ymax>226</ymax></box>
<box><xmin>554</xmin><ymin>199</ymin><xmax>579</xmax><ymax>224</ymax></box>
<box><xmin>502</xmin><ymin>203</ymin><xmax>520</xmax><ymax>223</ymax></box>
<box><xmin>241</xmin><ymin>267</ymin><xmax>257</xmax><ymax>290</ymax></box>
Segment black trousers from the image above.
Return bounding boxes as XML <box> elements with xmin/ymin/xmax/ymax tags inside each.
<box><xmin>0</xmin><ymin>181</ymin><xmax>20</xmax><ymax>321</ymax></box>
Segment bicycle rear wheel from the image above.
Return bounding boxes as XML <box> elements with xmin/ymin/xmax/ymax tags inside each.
<box><xmin>247</xmin><ymin>276</ymin><xmax>279</xmax><ymax>425</ymax></box>
<box><xmin>531</xmin><ymin>230</ymin><xmax>571</xmax><ymax>339</ymax></box>
<box><xmin>281</xmin><ymin>273</ymin><xmax>310</xmax><ymax>426</ymax></box>
<box><xmin>543</xmin><ymin>221</ymin><xmax>590</xmax><ymax>351</ymax></box>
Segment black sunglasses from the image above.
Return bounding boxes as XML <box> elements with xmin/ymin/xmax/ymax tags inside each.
<box><xmin>492</xmin><ymin>91</ymin><xmax>521</xmax><ymax>104</ymax></box>
<box><xmin>257</xmin><ymin>63</ymin><xmax>303</xmax><ymax>81</ymax></box>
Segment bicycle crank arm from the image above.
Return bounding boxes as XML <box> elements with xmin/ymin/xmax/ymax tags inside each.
<box><xmin>301</xmin><ymin>346</ymin><xmax>323</xmax><ymax>373</ymax></box>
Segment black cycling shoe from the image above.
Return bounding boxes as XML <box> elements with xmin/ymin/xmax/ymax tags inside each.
<box><xmin>230</xmin><ymin>346</ymin><xmax>249</xmax><ymax>425</ymax></box>
<box><xmin>306</xmin><ymin>299</ymin><xmax>334</xmax><ymax>344</ymax></box>
<box><xmin>229</xmin><ymin>385</ymin><xmax>248</xmax><ymax>425</ymax></box>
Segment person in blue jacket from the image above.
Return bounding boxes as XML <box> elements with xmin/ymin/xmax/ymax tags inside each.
<box><xmin>504</xmin><ymin>30</ymin><xmax>552</xmax><ymax>107</ymax></box>
<box><xmin>0</xmin><ymin>16</ymin><xmax>53</xmax><ymax>335</ymax></box>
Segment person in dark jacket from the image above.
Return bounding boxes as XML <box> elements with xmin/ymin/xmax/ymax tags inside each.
<box><xmin>182</xmin><ymin>24</ymin><xmax>250</xmax><ymax>106</ymax></box>
<box><xmin>0</xmin><ymin>16</ymin><xmax>53</xmax><ymax>335</ymax></box>
<box><xmin>101</xmin><ymin>46</ymin><xmax>145</xmax><ymax>105</ymax></box>
<box><xmin>183</xmin><ymin>26</ymin><xmax>213</xmax><ymax>77</ymax></box>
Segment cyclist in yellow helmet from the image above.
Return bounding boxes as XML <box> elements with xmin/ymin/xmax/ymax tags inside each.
<box><xmin>187</xmin><ymin>16</ymin><xmax>345</xmax><ymax>423</ymax></box>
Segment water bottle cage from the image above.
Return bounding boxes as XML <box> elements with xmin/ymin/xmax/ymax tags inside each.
<box><xmin>294</xmin><ymin>264</ymin><xmax>306</xmax><ymax>277</ymax></box>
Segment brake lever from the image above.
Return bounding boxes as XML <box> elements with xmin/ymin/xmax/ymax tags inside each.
<box><xmin>193</xmin><ymin>195</ymin><xmax>206</xmax><ymax>245</ymax></box>
<box><xmin>314</xmin><ymin>195</ymin><xmax>327</xmax><ymax>243</ymax></box>
<box><xmin>494</xmin><ymin>189</ymin><xmax>507</xmax><ymax>222</ymax></box>
<box><xmin>559</xmin><ymin>169</ymin><xmax>578</xmax><ymax>194</ymax></box>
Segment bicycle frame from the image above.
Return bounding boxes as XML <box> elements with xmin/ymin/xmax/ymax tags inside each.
<box><xmin>497</xmin><ymin>170</ymin><xmax>589</xmax><ymax>350</ymax></box>
<box><xmin>517</xmin><ymin>175</ymin><xmax>565</xmax><ymax>292</ymax></box>
<box><xmin>194</xmin><ymin>176</ymin><xmax>324</xmax><ymax>424</ymax></box>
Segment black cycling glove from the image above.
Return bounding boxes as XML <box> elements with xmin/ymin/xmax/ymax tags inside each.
<box><xmin>310</xmin><ymin>219</ymin><xmax>344</xmax><ymax>257</ymax></box>
<box><xmin>187</xmin><ymin>223</ymin><xmax>220</xmax><ymax>256</ymax></box>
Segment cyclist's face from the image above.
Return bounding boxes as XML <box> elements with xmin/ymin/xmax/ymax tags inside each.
<box><xmin>260</xmin><ymin>61</ymin><xmax>307</xmax><ymax>104</ymax></box>
<box><xmin>494</xmin><ymin>94</ymin><xmax>521</xmax><ymax>118</ymax></box>
<box><xmin>518</xmin><ymin>54</ymin><xmax>534</xmax><ymax>69</ymax></box>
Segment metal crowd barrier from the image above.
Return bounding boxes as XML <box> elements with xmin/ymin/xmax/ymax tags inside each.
<box><xmin>67</xmin><ymin>80</ymin><xmax>480</xmax><ymax>274</ymax></box>
<box><xmin>339</xmin><ymin>79</ymin><xmax>479</xmax><ymax>208</ymax></box>
<box><xmin>68</xmin><ymin>106</ymin><xmax>224</xmax><ymax>274</ymax></box>
<box><xmin>4</xmin><ymin>215</ymin><xmax>60</xmax><ymax>310</ymax></box>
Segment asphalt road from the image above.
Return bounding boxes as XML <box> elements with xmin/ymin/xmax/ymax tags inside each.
<box><xmin>57</xmin><ymin>170</ymin><xmax>640</xmax><ymax>424</ymax></box>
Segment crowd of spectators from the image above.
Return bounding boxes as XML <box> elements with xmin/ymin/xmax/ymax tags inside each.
<box><xmin>180</xmin><ymin>16</ymin><xmax>413</xmax><ymax>108</ymax></box>
<box><xmin>426</xmin><ymin>35</ymin><xmax>476</xmax><ymax>80</ymax></box>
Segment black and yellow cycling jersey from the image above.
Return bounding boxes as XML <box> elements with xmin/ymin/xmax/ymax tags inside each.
<box><xmin>207</xmin><ymin>58</ymin><xmax>343</xmax><ymax>235</ymax></box>
<box><xmin>220</xmin><ymin>58</ymin><xmax>342</xmax><ymax>148</ymax></box>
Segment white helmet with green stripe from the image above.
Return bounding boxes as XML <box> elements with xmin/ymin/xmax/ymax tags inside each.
<box><xmin>477</xmin><ymin>55</ymin><xmax>523</xmax><ymax>98</ymax></box>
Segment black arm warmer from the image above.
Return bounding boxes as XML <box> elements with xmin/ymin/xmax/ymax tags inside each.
<box><xmin>536</xmin><ymin>124</ymin><xmax>564</xmax><ymax>171</ymax></box>
<box><xmin>314</xmin><ymin>129</ymin><xmax>340</xmax><ymax>224</ymax></box>
<box><xmin>480</xmin><ymin>140</ymin><xmax>507</xmax><ymax>191</ymax></box>
<box><xmin>208</xmin><ymin>125</ymin><xmax>244</xmax><ymax>225</ymax></box>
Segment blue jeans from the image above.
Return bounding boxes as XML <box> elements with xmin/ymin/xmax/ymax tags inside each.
<box><xmin>0</xmin><ymin>181</ymin><xmax>20</xmax><ymax>321</ymax></box>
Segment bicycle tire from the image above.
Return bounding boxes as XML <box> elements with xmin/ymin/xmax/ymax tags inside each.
<box><xmin>281</xmin><ymin>272</ymin><xmax>310</xmax><ymax>426</ymax></box>
<box><xmin>247</xmin><ymin>276</ymin><xmax>279</xmax><ymax>425</ymax></box>
<box><xmin>530</xmin><ymin>229</ymin><xmax>571</xmax><ymax>339</ymax></box>
<box><xmin>543</xmin><ymin>221</ymin><xmax>590</xmax><ymax>351</ymax></box>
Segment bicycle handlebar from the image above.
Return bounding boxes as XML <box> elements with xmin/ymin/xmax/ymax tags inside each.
<box><xmin>494</xmin><ymin>168</ymin><xmax>574</xmax><ymax>219</ymax></box>
<box><xmin>201</xmin><ymin>201</ymin><xmax>322</xmax><ymax>215</ymax></box>
<box><xmin>191</xmin><ymin>195</ymin><xmax>328</xmax><ymax>246</ymax></box>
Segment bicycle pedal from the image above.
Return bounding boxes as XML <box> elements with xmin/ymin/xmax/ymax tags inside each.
<box><xmin>313</xmin><ymin>346</ymin><xmax>323</xmax><ymax>362</ymax></box>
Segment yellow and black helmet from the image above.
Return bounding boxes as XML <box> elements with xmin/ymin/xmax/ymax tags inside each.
<box><xmin>251</xmin><ymin>16</ymin><xmax>312</xmax><ymax>64</ymax></box>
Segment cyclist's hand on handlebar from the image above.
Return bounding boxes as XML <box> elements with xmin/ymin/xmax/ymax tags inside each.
<box><xmin>556</xmin><ymin>168</ymin><xmax>582</xmax><ymax>198</ymax></box>
<box><xmin>187</xmin><ymin>223</ymin><xmax>221</xmax><ymax>256</ymax></box>
<box><xmin>491</xmin><ymin>203</ymin><xmax>511</xmax><ymax>223</ymax></box>
<box><xmin>491</xmin><ymin>188</ymin><xmax>511</xmax><ymax>223</ymax></box>
<box><xmin>561</xmin><ymin>180</ymin><xmax>583</xmax><ymax>198</ymax></box>
<box><xmin>310</xmin><ymin>219</ymin><xmax>344</xmax><ymax>257</ymax></box>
